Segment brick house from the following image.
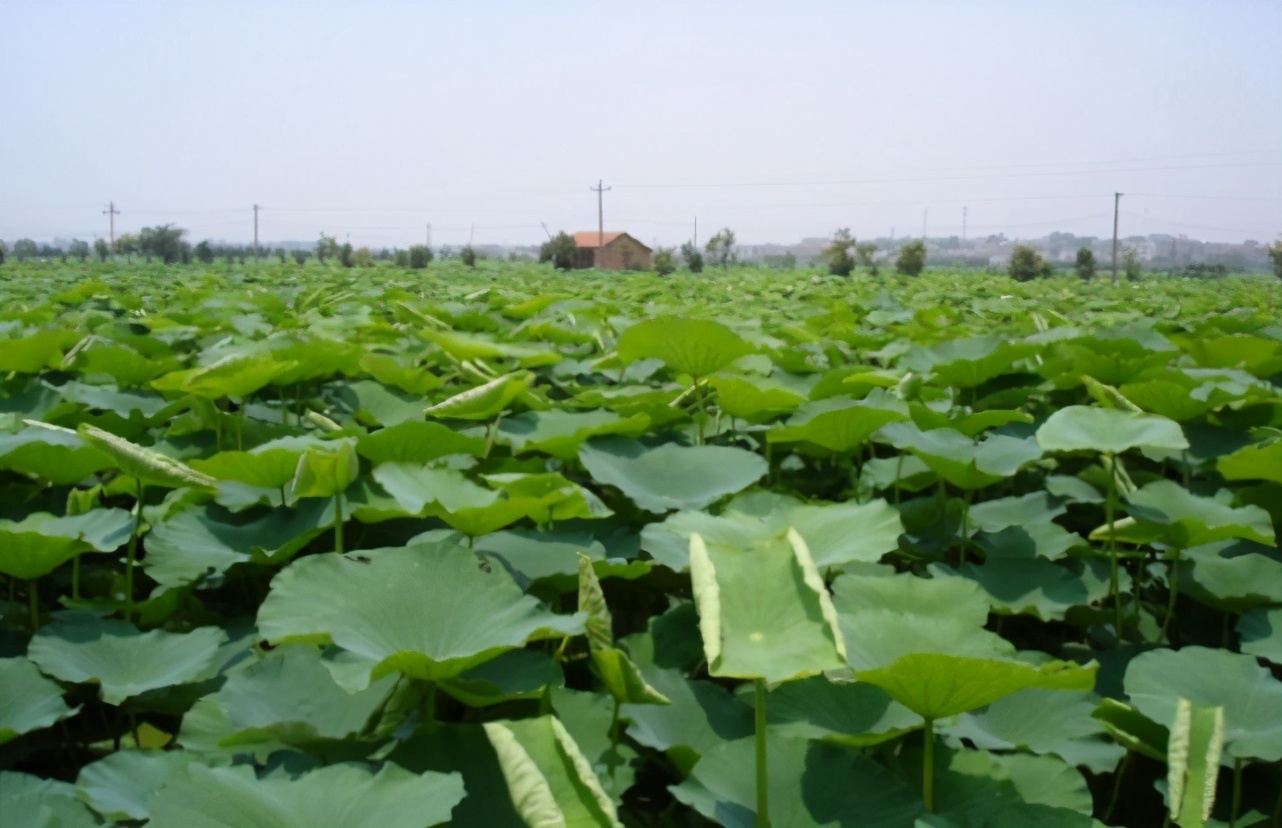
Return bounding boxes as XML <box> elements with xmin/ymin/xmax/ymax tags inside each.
<box><xmin>572</xmin><ymin>231</ymin><xmax>652</xmax><ymax>271</ymax></box>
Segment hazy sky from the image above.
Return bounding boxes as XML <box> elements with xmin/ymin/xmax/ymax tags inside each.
<box><xmin>2</xmin><ymin>0</ymin><xmax>1280</xmax><ymax>249</ymax></box>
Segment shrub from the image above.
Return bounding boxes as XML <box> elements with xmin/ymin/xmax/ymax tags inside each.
<box><xmin>1075</xmin><ymin>247</ymin><xmax>1096</xmax><ymax>281</ymax></box>
<box><xmin>653</xmin><ymin>247</ymin><xmax>676</xmax><ymax>276</ymax></box>
<box><xmin>896</xmin><ymin>241</ymin><xmax>926</xmax><ymax>276</ymax></box>
<box><xmin>1009</xmin><ymin>245</ymin><xmax>1051</xmax><ymax>281</ymax></box>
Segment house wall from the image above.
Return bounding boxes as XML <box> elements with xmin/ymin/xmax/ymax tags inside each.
<box><xmin>596</xmin><ymin>236</ymin><xmax>652</xmax><ymax>270</ymax></box>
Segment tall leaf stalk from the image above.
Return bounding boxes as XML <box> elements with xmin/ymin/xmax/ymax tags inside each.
<box><xmin>754</xmin><ymin>678</ymin><xmax>770</xmax><ymax>828</ymax></box>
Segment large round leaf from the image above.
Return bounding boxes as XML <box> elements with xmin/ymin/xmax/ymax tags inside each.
<box><xmin>76</xmin><ymin>751</ymin><xmax>203</xmax><ymax>823</ymax></box>
<box><xmin>0</xmin><ymin>771</ymin><xmax>99</xmax><ymax>828</ymax></box>
<box><xmin>148</xmin><ymin>761</ymin><xmax>465</xmax><ymax>828</ymax></box>
<box><xmin>425</xmin><ymin>371</ymin><xmax>534</xmax><ymax>420</ymax></box>
<box><xmin>1035</xmin><ymin>405</ymin><xmax>1188</xmax><ymax>455</ymax></box>
<box><xmin>616</xmin><ymin>317</ymin><xmax>754</xmax><ymax>378</ymax></box>
<box><xmin>0</xmin><ymin>657</ymin><xmax>78</xmax><ymax>745</ymax></box>
<box><xmin>1124</xmin><ymin>646</ymin><xmax>1282</xmax><ymax>762</ymax></box>
<box><xmin>877</xmin><ymin>424</ymin><xmax>1043</xmax><ymax>490</ymax></box>
<box><xmin>256</xmin><ymin>543</ymin><xmax>584</xmax><ymax>687</ymax></box>
<box><xmin>28</xmin><ymin>617</ymin><xmax>227</xmax><ymax>705</ymax></box>
<box><xmin>689</xmin><ymin>529</ymin><xmax>846</xmax><ymax>683</ymax></box>
<box><xmin>76</xmin><ymin>423</ymin><xmax>216</xmax><ymax>489</ymax></box>
<box><xmin>768</xmin><ymin>397</ymin><xmax>908</xmax><ymax>454</ymax></box>
<box><xmin>579</xmin><ymin>436</ymin><xmax>767</xmax><ymax>513</ymax></box>
<box><xmin>0</xmin><ymin>425</ymin><xmax>113</xmax><ymax>484</ymax></box>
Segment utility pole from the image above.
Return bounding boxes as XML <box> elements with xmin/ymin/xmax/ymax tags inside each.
<box><xmin>589</xmin><ymin>180</ymin><xmax>611</xmax><ymax>258</ymax></box>
<box><xmin>103</xmin><ymin>201</ymin><xmax>119</xmax><ymax>246</ymax></box>
<box><xmin>961</xmin><ymin>206</ymin><xmax>968</xmax><ymax>244</ymax></box>
<box><xmin>922</xmin><ymin>207</ymin><xmax>928</xmax><ymax>241</ymax></box>
<box><xmin>253</xmin><ymin>204</ymin><xmax>260</xmax><ymax>259</ymax></box>
<box><xmin>426</xmin><ymin>223</ymin><xmax>432</xmax><ymax>248</ymax></box>
<box><xmin>693</xmin><ymin>216</ymin><xmax>698</xmax><ymax>247</ymax></box>
<box><xmin>1111</xmin><ymin>192</ymin><xmax>1123</xmax><ymax>286</ymax></box>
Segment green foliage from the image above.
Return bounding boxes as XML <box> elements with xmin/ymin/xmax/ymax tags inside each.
<box><xmin>539</xmin><ymin>232</ymin><xmax>576</xmax><ymax>270</ymax></box>
<box><xmin>1269</xmin><ymin>240</ymin><xmax>1282</xmax><ymax>281</ymax></box>
<box><xmin>316</xmin><ymin>233</ymin><xmax>339</xmax><ymax>263</ymax></box>
<box><xmin>138</xmin><ymin>224</ymin><xmax>188</xmax><ymax>264</ymax></box>
<box><xmin>705</xmin><ymin>227</ymin><xmax>736</xmax><ymax>270</ymax></box>
<box><xmin>194</xmin><ymin>240</ymin><xmax>215</xmax><ymax>264</ymax></box>
<box><xmin>652</xmin><ymin>246</ymin><xmax>675</xmax><ymax>276</ymax></box>
<box><xmin>896</xmin><ymin>240</ymin><xmax>926</xmax><ymax>275</ymax></box>
<box><xmin>13</xmin><ymin>238</ymin><xmax>39</xmax><ymax>261</ymax></box>
<box><xmin>823</xmin><ymin>228</ymin><xmax>855</xmax><ymax>277</ymax></box>
<box><xmin>0</xmin><ymin>261</ymin><xmax>1278</xmax><ymax>827</ymax></box>
<box><xmin>408</xmin><ymin>244</ymin><xmax>433</xmax><ymax>269</ymax></box>
<box><xmin>1123</xmin><ymin>246</ymin><xmax>1142</xmax><ymax>281</ymax></box>
<box><xmin>1009</xmin><ymin>244</ymin><xmax>1052</xmax><ymax>281</ymax></box>
<box><xmin>1074</xmin><ymin>247</ymin><xmax>1096</xmax><ymax>280</ymax></box>
<box><xmin>460</xmin><ymin>245</ymin><xmax>478</xmax><ymax>268</ymax></box>
<box><xmin>856</xmin><ymin>241</ymin><xmax>879</xmax><ymax>276</ymax></box>
<box><xmin>680</xmin><ymin>241</ymin><xmax>704</xmax><ymax>272</ymax></box>
<box><xmin>68</xmin><ymin>239</ymin><xmax>90</xmax><ymax>262</ymax></box>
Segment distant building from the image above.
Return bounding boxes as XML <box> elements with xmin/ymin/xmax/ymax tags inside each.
<box><xmin>572</xmin><ymin>231</ymin><xmax>652</xmax><ymax>270</ymax></box>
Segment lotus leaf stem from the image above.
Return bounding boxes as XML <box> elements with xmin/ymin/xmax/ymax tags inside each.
<box><xmin>72</xmin><ymin>555</ymin><xmax>80</xmax><ymax>601</ymax></box>
<box><xmin>754</xmin><ymin>678</ymin><xmax>770</xmax><ymax>828</ymax></box>
<box><xmin>923</xmin><ymin>717</ymin><xmax>936</xmax><ymax>812</ymax></box>
<box><xmin>1104</xmin><ymin>750</ymin><xmax>1132</xmax><ymax>824</ymax></box>
<box><xmin>609</xmin><ymin>699</ymin><xmax>622</xmax><ymax>782</ymax></box>
<box><xmin>125</xmin><ymin>481</ymin><xmax>144</xmax><ymax>623</ymax></box>
<box><xmin>28</xmin><ymin>579</ymin><xmax>39</xmax><ymax>631</ymax></box>
<box><xmin>333</xmin><ymin>490</ymin><xmax>345</xmax><ymax>555</ymax></box>
<box><xmin>1159</xmin><ymin>553</ymin><xmax>1181</xmax><ymax>645</ymax></box>
<box><xmin>1105</xmin><ymin>452</ymin><xmax>1123</xmax><ymax>641</ymax></box>
<box><xmin>1231</xmin><ymin>758</ymin><xmax>1243</xmax><ymax>828</ymax></box>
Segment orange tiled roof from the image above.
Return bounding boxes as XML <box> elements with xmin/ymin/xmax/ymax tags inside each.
<box><xmin>573</xmin><ymin>231</ymin><xmax>624</xmax><ymax>248</ymax></box>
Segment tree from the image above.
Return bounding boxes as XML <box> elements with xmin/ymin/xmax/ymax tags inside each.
<box><xmin>292</xmin><ymin>250</ymin><xmax>310</xmax><ymax>266</ymax></box>
<box><xmin>408</xmin><ymin>245</ymin><xmax>433</xmax><ymax>269</ymax></box>
<box><xmin>338</xmin><ymin>242</ymin><xmax>354</xmax><ymax>268</ymax></box>
<box><xmin>94</xmin><ymin>238</ymin><xmax>110</xmax><ymax>262</ymax></box>
<box><xmin>1009</xmin><ymin>245</ymin><xmax>1051</xmax><ymax>281</ymax></box>
<box><xmin>195</xmin><ymin>240</ymin><xmax>216</xmax><ymax>264</ymax></box>
<box><xmin>276</xmin><ymin>248</ymin><xmax>288</xmax><ymax>264</ymax></box>
<box><xmin>1074</xmin><ymin>247</ymin><xmax>1096</xmax><ymax>281</ymax></box>
<box><xmin>705</xmin><ymin>228</ymin><xmax>736</xmax><ymax>270</ymax></box>
<box><xmin>1123</xmin><ymin>247</ymin><xmax>1142</xmax><ymax>282</ymax></box>
<box><xmin>139</xmin><ymin>224</ymin><xmax>188</xmax><ymax>264</ymax></box>
<box><xmin>460</xmin><ymin>245</ymin><xmax>478</xmax><ymax>268</ymax></box>
<box><xmin>354</xmin><ymin>247</ymin><xmax>375</xmax><ymax>267</ymax></box>
<box><xmin>0</xmin><ymin>244</ymin><xmax>5</xmax><ymax>266</ymax></box>
<box><xmin>68</xmin><ymin>239</ymin><xmax>91</xmax><ymax>262</ymax></box>
<box><xmin>653</xmin><ymin>247</ymin><xmax>676</xmax><ymax>276</ymax></box>
<box><xmin>896</xmin><ymin>240</ymin><xmax>926</xmax><ymax>276</ymax></box>
<box><xmin>680</xmin><ymin>241</ymin><xmax>704</xmax><ymax>273</ymax></box>
<box><xmin>316</xmin><ymin>233</ymin><xmax>340</xmax><ymax>263</ymax></box>
<box><xmin>539</xmin><ymin>232</ymin><xmax>575</xmax><ymax>270</ymax></box>
<box><xmin>856</xmin><ymin>242</ymin><xmax>879</xmax><ymax>277</ymax></box>
<box><xmin>114</xmin><ymin>234</ymin><xmax>140</xmax><ymax>262</ymax></box>
<box><xmin>13</xmin><ymin>239</ymin><xmax>38</xmax><ymax>261</ymax></box>
<box><xmin>1268</xmin><ymin>240</ymin><xmax>1282</xmax><ymax>281</ymax></box>
<box><xmin>823</xmin><ymin>228</ymin><xmax>855</xmax><ymax>277</ymax></box>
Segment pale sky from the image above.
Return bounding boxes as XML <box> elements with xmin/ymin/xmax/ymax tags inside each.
<box><xmin>2</xmin><ymin>0</ymin><xmax>1280</xmax><ymax>249</ymax></box>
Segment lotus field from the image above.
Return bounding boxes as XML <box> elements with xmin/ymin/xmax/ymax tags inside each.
<box><xmin>2</xmin><ymin>261</ymin><xmax>1282</xmax><ymax>828</ymax></box>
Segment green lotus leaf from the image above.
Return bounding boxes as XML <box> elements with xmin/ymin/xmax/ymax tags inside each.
<box><xmin>267</xmin><ymin>337</ymin><xmax>365</xmax><ymax>386</ymax></box>
<box><xmin>151</xmin><ymin>353</ymin><xmax>299</xmax><ymax>400</ymax></box>
<box><xmin>830</xmin><ymin>571</ymin><xmax>1014</xmax><ymax>671</ymax></box>
<box><xmin>689</xmin><ymin>529</ymin><xmax>846</xmax><ymax>683</ymax></box>
<box><xmin>72</xmin><ymin>422</ymin><xmax>216</xmax><ymax>489</ymax></box>
<box><xmin>28</xmin><ymin>616</ymin><xmax>227</xmax><ymax>705</ymax></box>
<box><xmin>877</xmin><ymin>423</ymin><xmax>1043</xmax><ymax>490</ymax></box>
<box><xmin>925</xmin><ymin>748</ymin><xmax>1096</xmax><ymax>826</ymax></box>
<box><xmin>903</xmin><ymin>335</ymin><xmax>1036</xmax><ymax>389</ymax></box>
<box><xmin>579</xmin><ymin>436</ymin><xmax>767</xmax><ymax>513</ymax></box>
<box><xmin>761</xmin><ymin>675</ymin><xmax>919</xmax><ymax>748</ymax></box>
<box><xmin>422</xmin><ymin>329</ymin><xmax>560</xmax><ymax>367</ymax></box>
<box><xmin>256</xmin><ymin>543</ymin><xmax>584</xmax><ymax>686</ymax></box>
<box><xmin>0</xmin><ymin>771</ymin><xmax>100</xmax><ymax>828</ymax></box>
<box><xmin>857</xmin><ymin>655</ymin><xmax>1097</xmax><ymax>721</ymax></box>
<box><xmin>1167</xmin><ymin>699</ymin><xmax>1225</xmax><ymax>828</ymax></box>
<box><xmin>707</xmin><ymin>374</ymin><xmax>807</xmax><ymax>422</ymax></box>
<box><xmin>0</xmin><ymin>508</ymin><xmax>133</xmax><ymax>580</ymax></box>
<box><xmin>616</xmin><ymin>317</ymin><xmax>754</xmax><ymax>378</ymax></box>
<box><xmin>356</xmin><ymin>420</ymin><xmax>485</xmax><ymax>465</ymax></box>
<box><xmin>189</xmin><ymin>452</ymin><xmax>297</xmax><ymax>497</ymax></box>
<box><xmin>471</xmin><ymin>530</ymin><xmax>647</xmax><ymax>591</ymax></box>
<box><xmin>642</xmin><ymin>491</ymin><xmax>903</xmax><ymax>572</ymax></box>
<box><xmin>1117</xmin><ymin>479</ymin><xmax>1275</xmax><ymax>548</ymax></box>
<box><xmin>0</xmin><ymin>329</ymin><xmax>77</xmax><ymax>373</ymax></box>
<box><xmin>71</xmin><ymin>340</ymin><xmax>179</xmax><ymax>386</ymax></box>
<box><xmin>549</xmin><ymin>687</ymin><xmax>640</xmax><ymax>800</ymax></box>
<box><xmin>1239</xmin><ymin>607</ymin><xmax>1282</xmax><ymax>664</ymax></box>
<box><xmin>497</xmin><ymin>409</ymin><xmax>651</xmax><ymax>460</ymax></box>
<box><xmin>483</xmin><ymin>472</ymin><xmax>614</xmax><ymax>524</ymax></box>
<box><xmin>76</xmin><ymin>750</ymin><xmax>203</xmax><ymax>823</ymax></box>
<box><xmin>1035</xmin><ymin>405</ymin><xmax>1188</xmax><ymax>454</ymax></box>
<box><xmin>54</xmin><ymin>380</ymin><xmax>179</xmax><ymax>420</ymax></box>
<box><xmin>939</xmin><ymin>558</ymin><xmax>1096</xmax><ymax>622</ymax></box>
<box><xmin>1218</xmin><ymin>439</ymin><xmax>1282</xmax><ymax>485</ymax></box>
<box><xmin>484</xmin><ymin>715</ymin><xmax>624</xmax><ymax>828</ymax></box>
<box><xmin>288</xmin><ymin>439</ymin><xmax>359</xmax><ymax>500</ymax></box>
<box><xmin>359</xmin><ymin>352</ymin><xmax>442</xmax><ymax>395</ymax></box>
<box><xmin>425</xmin><ymin>371</ymin><xmax>534</xmax><ymax>420</ymax></box>
<box><xmin>1179</xmin><ymin>540</ymin><xmax>1282</xmax><ymax>612</ymax></box>
<box><xmin>943</xmin><ymin>689</ymin><xmax>1122</xmax><ymax>774</ymax></box>
<box><xmin>213</xmin><ymin>646</ymin><xmax>399</xmax><ymax>750</ymax></box>
<box><xmin>1172</xmin><ymin>332</ymin><xmax>1282</xmax><ymax>378</ymax></box>
<box><xmin>372</xmin><ymin>463</ymin><xmax>495</xmax><ymax>516</ymax></box>
<box><xmin>331</xmin><ymin>379</ymin><xmax>429</xmax><ymax>427</ymax></box>
<box><xmin>441</xmin><ymin>649</ymin><xmax>565</xmax><ymax>708</ymax></box>
<box><xmin>1124</xmin><ymin>646</ymin><xmax>1282</xmax><ymax>762</ymax></box>
<box><xmin>0</xmin><ymin>657</ymin><xmax>78</xmax><ymax>745</ymax></box>
<box><xmin>768</xmin><ymin>396</ymin><xmax>909</xmax><ymax>454</ymax></box>
<box><xmin>147</xmin><ymin>761</ymin><xmax>465</xmax><ymax>828</ymax></box>
<box><xmin>0</xmin><ymin>425</ymin><xmax>113</xmax><ymax>483</ymax></box>
<box><xmin>1118</xmin><ymin>378</ymin><xmax>1215</xmax><ymax>421</ymax></box>
<box><xmin>1091</xmin><ymin>698</ymin><xmax>1169</xmax><ymax>761</ymax></box>
<box><xmin>578</xmin><ymin>553</ymin><xmax>669</xmax><ymax>705</ymax></box>
<box><xmin>672</xmin><ymin>734</ymin><xmax>923</xmax><ymax>828</ymax></box>
<box><xmin>388</xmin><ymin>723</ymin><xmax>530</xmax><ymax>827</ymax></box>
<box><xmin>144</xmin><ymin>499</ymin><xmax>331</xmax><ymax>588</ymax></box>
<box><xmin>910</xmin><ymin>406</ymin><xmax>1034</xmax><ymax>437</ymax></box>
